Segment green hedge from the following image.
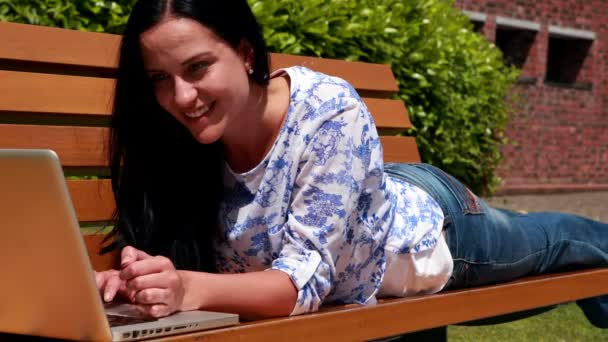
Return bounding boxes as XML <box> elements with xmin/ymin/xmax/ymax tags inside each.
<box><xmin>1</xmin><ymin>0</ymin><xmax>518</xmax><ymax>194</ymax></box>
<box><xmin>0</xmin><ymin>0</ymin><xmax>135</xmax><ymax>33</ymax></box>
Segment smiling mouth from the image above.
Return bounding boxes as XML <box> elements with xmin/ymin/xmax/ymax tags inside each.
<box><xmin>184</xmin><ymin>103</ymin><xmax>214</xmax><ymax>118</ymax></box>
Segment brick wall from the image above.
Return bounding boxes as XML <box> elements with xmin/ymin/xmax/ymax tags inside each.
<box><xmin>455</xmin><ymin>0</ymin><xmax>608</xmax><ymax>193</ymax></box>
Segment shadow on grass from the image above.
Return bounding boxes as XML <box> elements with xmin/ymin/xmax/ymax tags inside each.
<box><xmin>449</xmin><ymin>303</ymin><xmax>608</xmax><ymax>341</ymax></box>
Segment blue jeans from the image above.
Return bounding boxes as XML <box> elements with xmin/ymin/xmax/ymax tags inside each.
<box><xmin>384</xmin><ymin>163</ymin><xmax>608</xmax><ymax>328</ymax></box>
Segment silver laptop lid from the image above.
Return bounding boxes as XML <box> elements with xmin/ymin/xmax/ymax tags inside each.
<box><xmin>0</xmin><ymin>149</ymin><xmax>113</xmax><ymax>341</ymax></box>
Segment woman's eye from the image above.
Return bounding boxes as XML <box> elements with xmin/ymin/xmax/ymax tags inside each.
<box><xmin>149</xmin><ymin>73</ymin><xmax>169</xmax><ymax>83</ymax></box>
<box><xmin>189</xmin><ymin>61</ymin><xmax>209</xmax><ymax>73</ymax></box>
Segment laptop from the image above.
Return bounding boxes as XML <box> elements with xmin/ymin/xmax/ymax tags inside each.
<box><xmin>0</xmin><ymin>149</ymin><xmax>239</xmax><ymax>341</ymax></box>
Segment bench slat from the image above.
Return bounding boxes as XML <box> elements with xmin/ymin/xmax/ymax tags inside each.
<box><xmin>0</xmin><ymin>125</ymin><xmax>418</xmax><ymax>167</ymax></box>
<box><xmin>0</xmin><ymin>124</ymin><xmax>107</xmax><ymax>166</ymax></box>
<box><xmin>0</xmin><ymin>22</ymin><xmax>120</xmax><ymax>69</ymax></box>
<box><xmin>138</xmin><ymin>268</ymin><xmax>608</xmax><ymax>342</ymax></box>
<box><xmin>0</xmin><ymin>22</ymin><xmax>398</xmax><ymax>93</ymax></box>
<box><xmin>0</xmin><ymin>71</ymin><xmax>114</xmax><ymax>116</ymax></box>
<box><xmin>85</xmin><ymin>233</ymin><xmax>119</xmax><ymax>271</ymax></box>
<box><xmin>270</xmin><ymin>53</ymin><xmax>399</xmax><ymax>93</ymax></box>
<box><xmin>382</xmin><ymin>136</ymin><xmax>421</xmax><ymax>163</ymax></box>
<box><xmin>363</xmin><ymin>98</ymin><xmax>411</xmax><ymax>129</ymax></box>
<box><xmin>68</xmin><ymin>180</ymin><xmax>114</xmax><ymax>222</ymax></box>
<box><xmin>0</xmin><ymin>71</ymin><xmax>409</xmax><ymax>129</ymax></box>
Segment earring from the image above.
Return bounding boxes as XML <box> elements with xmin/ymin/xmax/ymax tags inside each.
<box><xmin>248</xmin><ymin>68</ymin><xmax>254</xmax><ymax>75</ymax></box>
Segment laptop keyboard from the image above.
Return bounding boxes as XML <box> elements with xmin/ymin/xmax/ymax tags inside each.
<box><xmin>107</xmin><ymin>314</ymin><xmax>157</xmax><ymax>327</ymax></box>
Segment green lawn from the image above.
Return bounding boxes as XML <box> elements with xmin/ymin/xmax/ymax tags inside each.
<box><xmin>449</xmin><ymin>303</ymin><xmax>607</xmax><ymax>341</ymax></box>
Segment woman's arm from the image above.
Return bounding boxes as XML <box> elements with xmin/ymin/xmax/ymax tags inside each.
<box><xmin>179</xmin><ymin>269</ymin><xmax>297</xmax><ymax>320</ymax></box>
<box><xmin>118</xmin><ymin>246</ymin><xmax>297</xmax><ymax>319</ymax></box>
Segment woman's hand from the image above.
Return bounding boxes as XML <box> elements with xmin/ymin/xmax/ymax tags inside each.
<box><xmin>119</xmin><ymin>246</ymin><xmax>186</xmax><ymax>318</ymax></box>
<box><xmin>95</xmin><ymin>269</ymin><xmax>129</xmax><ymax>303</ymax></box>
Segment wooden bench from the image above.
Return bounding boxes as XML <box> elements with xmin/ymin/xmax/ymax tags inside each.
<box><xmin>0</xmin><ymin>21</ymin><xmax>606</xmax><ymax>341</ymax></box>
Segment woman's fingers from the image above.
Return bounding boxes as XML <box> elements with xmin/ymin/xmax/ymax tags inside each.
<box><xmin>125</xmin><ymin>271</ymin><xmax>180</xmax><ymax>292</ymax></box>
<box><xmin>133</xmin><ymin>288</ymin><xmax>170</xmax><ymax>305</ymax></box>
<box><xmin>95</xmin><ymin>271</ymin><xmax>106</xmax><ymax>289</ymax></box>
<box><xmin>95</xmin><ymin>271</ymin><xmax>110</xmax><ymax>298</ymax></box>
<box><xmin>134</xmin><ymin>303</ymin><xmax>173</xmax><ymax>318</ymax></box>
<box><xmin>95</xmin><ymin>271</ymin><xmax>101</xmax><ymax>287</ymax></box>
<box><xmin>103</xmin><ymin>273</ymin><xmax>123</xmax><ymax>302</ymax></box>
<box><xmin>93</xmin><ymin>270</ymin><xmax>127</xmax><ymax>302</ymax></box>
<box><xmin>120</xmin><ymin>255</ymin><xmax>174</xmax><ymax>281</ymax></box>
<box><xmin>115</xmin><ymin>247</ymin><xmax>183</xmax><ymax>316</ymax></box>
<box><xmin>120</xmin><ymin>245</ymin><xmax>153</xmax><ymax>268</ymax></box>
<box><xmin>93</xmin><ymin>247</ymin><xmax>177</xmax><ymax>306</ymax></box>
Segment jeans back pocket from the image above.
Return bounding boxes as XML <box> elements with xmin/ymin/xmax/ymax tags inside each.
<box><xmin>410</xmin><ymin>164</ymin><xmax>484</xmax><ymax>216</ymax></box>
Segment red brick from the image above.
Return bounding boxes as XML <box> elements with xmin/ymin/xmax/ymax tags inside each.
<box><xmin>456</xmin><ymin>0</ymin><xmax>608</xmax><ymax>190</ymax></box>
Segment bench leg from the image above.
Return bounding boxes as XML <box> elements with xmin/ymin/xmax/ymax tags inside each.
<box><xmin>374</xmin><ymin>326</ymin><xmax>447</xmax><ymax>342</ymax></box>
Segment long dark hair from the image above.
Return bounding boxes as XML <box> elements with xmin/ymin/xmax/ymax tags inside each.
<box><xmin>105</xmin><ymin>0</ymin><xmax>270</xmax><ymax>271</ymax></box>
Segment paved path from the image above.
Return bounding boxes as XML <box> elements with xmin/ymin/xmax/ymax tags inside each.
<box><xmin>484</xmin><ymin>191</ymin><xmax>608</xmax><ymax>223</ymax></box>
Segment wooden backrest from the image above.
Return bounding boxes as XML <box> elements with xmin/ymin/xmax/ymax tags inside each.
<box><xmin>0</xmin><ymin>21</ymin><xmax>418</xmax><ymax>270</ymax></box>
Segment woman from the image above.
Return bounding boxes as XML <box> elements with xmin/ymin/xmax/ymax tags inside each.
<box><xmin>96</xmin><ymin>0</ymin><xmax>608</xmax><ymax>326</ymax></box>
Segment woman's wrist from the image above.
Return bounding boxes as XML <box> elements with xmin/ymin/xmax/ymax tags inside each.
<box><xmin>177</xmin><ymin>270</ymin><xmax>206</xmax><ymax>312</ymax></box>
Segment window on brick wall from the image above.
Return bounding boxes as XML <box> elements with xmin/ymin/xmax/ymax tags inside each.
<box><xmin>495</xmin><ymin>27</ymin><xmax>536</xmax><ymax>69</ymax></box>
<box><xmin>471</xmin><ymin>20</ymin><xmax>484</xmax><ymax>33</ymax></box>
<box><xmin>545</xmin><ymin>36</ymin><xmax>592</xmax><ymax>86</ymax></box>
<box><xmin>462</xmin><ymin>11</ymin><xmax>486</xmax><ymax>34</ymax></box>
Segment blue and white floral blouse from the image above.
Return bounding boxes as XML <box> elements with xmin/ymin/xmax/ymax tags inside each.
<box><xmin>215</xmin><ymin>66</ymin><xmax>448</xmax><ymax>315</ymax></box>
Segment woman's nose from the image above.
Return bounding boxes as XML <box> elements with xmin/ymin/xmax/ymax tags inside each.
<box><xmin>173</xmin><ymin>77</ymin><xmax>197</xmax><ymax>108</ymax></box>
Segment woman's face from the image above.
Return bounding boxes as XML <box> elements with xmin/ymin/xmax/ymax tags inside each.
<box><xmin>139</xmin><ymin>17</ymin><xmax>253</xmax><ymax>144</ymax></box>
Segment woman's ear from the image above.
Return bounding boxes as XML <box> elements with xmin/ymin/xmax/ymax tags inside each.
<box><xmin>237</xmin><ymin>40</ymin><xmax>255</xmax><ymax>75</ymax></box>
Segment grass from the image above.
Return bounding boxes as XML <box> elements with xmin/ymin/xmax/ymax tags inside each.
<box><xmin>81</xmin><ymin>225</ymin><xmax>113</xmax><ymax>235</ymax></box>
<box><xmin>449</xmin><ymin>303</ymin><xmax>607</xmax><ymax>341</ymax></box>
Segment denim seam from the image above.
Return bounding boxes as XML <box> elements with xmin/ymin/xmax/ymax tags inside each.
<box><xmin>418</xmin><ymin>164</ymin><xmax>484</xmax><ymax>215</ymax></box>
<box><xmin>451</xmin><ymin>248</ymin><xmax>543</xmax><ymax>267</ymax></box>
<box><xmin>414</xmin><ymin>164</ymin><xmax>464</xmax><ymax>214</ymax></box>
<box><xmin>442</xmin><ymin>173</ymin><xmax>483</xmax><ymax>215</ymax></box>
<box><xmin>454</xmin><ymin>239</ymin><xmax>606</xmax><ymax>268</ymax></box>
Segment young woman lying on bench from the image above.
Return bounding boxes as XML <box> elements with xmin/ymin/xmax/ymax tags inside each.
<box><xmin>95</xmin><ymin>0</ymin><xmax>608</xmax><ymax>328</ymax></box>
